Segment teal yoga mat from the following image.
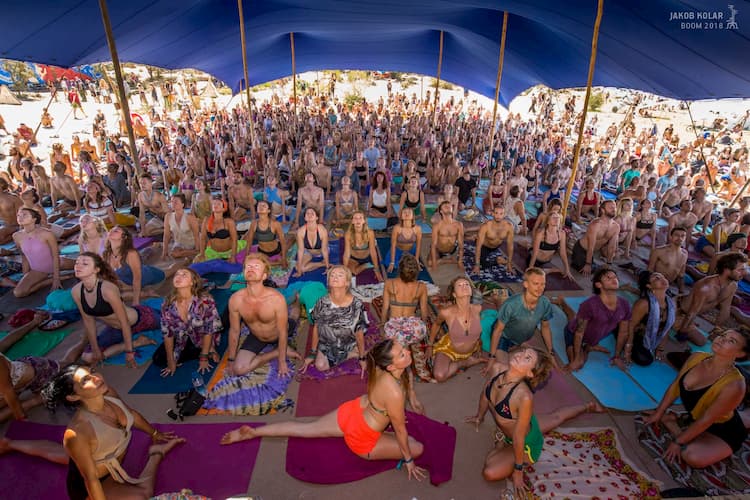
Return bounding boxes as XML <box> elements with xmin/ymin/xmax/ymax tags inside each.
<box><xmin>375</xmin><ymin>237</ymin><xmax>433</xmax><ymax>283</ymax></box>
<box><xmin>551</xmin><ymin>295</ymin><xmax>677</xmax><ymax>411</ymax></box>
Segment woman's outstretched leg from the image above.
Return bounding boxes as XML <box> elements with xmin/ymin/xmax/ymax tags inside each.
<box><xmin>364</xmin><ymin>433</ymin><xmax>424</xmax><ymax>461</ymax></box>
<box><xmin>0</xmin><ymin>437</ymin><xmax>69</xmax><ymax>464</ymax></box>
<box><xmin>536</xmin><ymin>401</ymin><xmax>605</xmax><ymax>434</ymax></box>
<box><xmin>221</xmin><ymin>408</ymin><xmax>343</xmax><ymax>445</ymax></box>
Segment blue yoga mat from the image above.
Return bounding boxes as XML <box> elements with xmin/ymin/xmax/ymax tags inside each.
<box><xmin>60</xmin><ymin>244</ymin><xmax>80</xmax><ymax>256</ymax></box>
<box><xmin>286</xmin><ymin>239</ymin><xmax>342</xmax><ymax>286</ymax></box>
<box><xmin>550</xmin><ymin>295</ymin><xmax>676</xmax><ymax>411</ymax></box>
<box><xmin>375</xmin><ymin>237</ymin><xmax>433</xmax><ymax>283</ymax></box>
<box><xmin>128</xmin><ymin>290</ymin><xmax>232</xmax><ymax>394</ymax></box>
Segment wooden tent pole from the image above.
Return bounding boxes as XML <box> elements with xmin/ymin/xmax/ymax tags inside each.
<box><xmin>684</xmin><ymin>101</ymin><xmax>717</xmax><ymax>194</ymax></box>
<box><xmin>290</xmin><ymin>32</ymin><xmax>297</xmax><ymax>118</ymax></box>
<box><xmin>237</xmin><ymin>0</ymin><xmax>255</xmax><ymax>145</ymax></box>
<box><xmin>487</xmin><ymin>12</ymin><xmax>509</xmax><ymax>174</ymax></box>
<box><xmin>432</xmin><ymin>30</ymin><xmax>444</xmax><ymax>125</ymax></box>
<box><xmin>97</xmin><ymin>0</ymin><xmax>138</xmax><ymax>165</ymax></box>
<box><xmin>561</xmin><ymin>0</ymin><xmax>605</xmax><ymax>220</ymax></box>
<box><xmin>20</xmin><ymin>87</ymin><xmax>58</xmax><ymax>159</ymax></box>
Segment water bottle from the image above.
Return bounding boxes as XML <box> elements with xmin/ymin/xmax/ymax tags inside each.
<box><xmin>191</xmin><ymin>371</ymin><xmax>207</xmax><ymax>397</ymax></box>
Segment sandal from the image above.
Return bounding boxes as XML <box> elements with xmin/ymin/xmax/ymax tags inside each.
<box><xmin>39</xmin><ymin>319</ymin><xmax>71</xmax><ymax>331</ymax></box>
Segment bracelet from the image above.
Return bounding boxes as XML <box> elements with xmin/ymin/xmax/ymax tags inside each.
<box><xmin>514</xmin><ymin>463</ymin><xmax>524</xmax><ymax>471</ymax></box>
<box><xmin>199</xmin><ymin>354</ymin><xmax>209</xmax><ymax>360</ymax></box>
<box><xmin>396</xmin><ymin>457</ymin><xmax>414</xmax><ymax>470</ymax></box>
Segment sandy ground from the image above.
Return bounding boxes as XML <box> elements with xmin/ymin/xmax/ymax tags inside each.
<box><xmin>0</xmin><ymin>75</ymin><xmax>748</xmax><ymax>498</ymax></box>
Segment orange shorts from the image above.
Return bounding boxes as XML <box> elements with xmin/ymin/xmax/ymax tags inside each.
<box><xmin>337</xmin><ymin>397</ymin><xmax>382</xmax><ymax>455</ymax></box>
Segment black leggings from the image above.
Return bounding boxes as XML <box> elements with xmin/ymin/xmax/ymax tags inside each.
<box><xmin>67</xmin><ymin>461</ymin><xmax>109</xmax><ymax>500</ymax></box>
<box><xmin>152</xmin><ymin>338</ymin><xmax>202</xmax><ymax>367</ymax></box>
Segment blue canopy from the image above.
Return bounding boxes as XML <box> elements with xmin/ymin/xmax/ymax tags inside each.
<box><xmin>1</xmin><ymin>1</ymin><xmax>748</xmax><ymax>104</ymax></box>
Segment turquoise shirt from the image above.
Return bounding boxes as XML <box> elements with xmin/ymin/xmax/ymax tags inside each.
<box><xmin>496</xmin><ymin>294</ymin><xmax>553</xmax><ymax>347</ymax></box>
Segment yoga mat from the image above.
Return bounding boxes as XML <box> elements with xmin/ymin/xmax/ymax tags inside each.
<box><xmin>133</xmin><ymin>236</ymin><xmax>154</xmax><ymax>250</ymax></box>
<box><xmin>286</xmin><ymin>239</ymin><xmax>343</xmax><ymax>286</ymax></box>
<box><xmin>375</xmin><ymin>237</ymin><xmax>433</xmax><ymax>283</ymax></box>
<box><xmin>552</xmin><ymin>297</ymin><xmax>675</xmax><ymax>411</ymax></box>
<box><xmin>129</xmin><ymin>290</ymin><xmax>232</xmax><ymax>394</ymax></box>
<box><xmin>462</xmin><ymin>240</ymin><xmax>521</xmax><ymax>283</ymax></box>
<box><xmin>511</xmin><ymin>245</ymin><xmax>582</xmax><ymax>291</ymax></box>
<box><xmin>286</xmin><ymin>411</ymin><xmax>456</xmax><ymax>486</ymax></box>
<box><xmin>104</xmin><ymin>329</ymin><xmax>162</xmax><ymax>366</ymax></box>
<box><xmin>1</xmin><ymin>328</ymin><xmax>74</xmax><ymax>360</ymax></box>
<box><xmin>2</xmin><ymin>420</ymin><xmax>262</xmax><ymax>500</ymax></box>
<box><xmin>532</xmin><ymin>370</ymin><xmax>586</xmax><ymax>414</ymax></box>
<box><xmin>295</xmin><ymin>374</ymin><xmax>367</xmax><ymax>417</ymax></box>
<box><xmin>59</xmin><ymin>244</ymin><xmax>80</xmax><ymax>256</ymax></box>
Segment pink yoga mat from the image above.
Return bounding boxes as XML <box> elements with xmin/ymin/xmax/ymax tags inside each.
<box><xmin>286</xmin><ymin>411</ymin><xmax>456</xmax><ymax>486</ymax></box>
<box><xmin>133</xmin><ymin>236</ymin><xmax>155</xmax><ymax>250</ymax></box>
<box><xmin>295</xmin><ymin>374</ymin><xmax>367</xmax><ymax>417</ymax></box>
<box><xmin>533</xmin><ymin>370</ymin><xmax>586</xmax><ymax>414</ymax></box>
<box><xmin>2</xmin><ymin>421</ymin><xmax>261</xmax><ymax>499</ymax></box>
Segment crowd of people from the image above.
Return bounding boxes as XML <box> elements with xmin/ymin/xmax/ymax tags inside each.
<box><xmin>0</xmin><ymin>76</ymin><xmax>749</xmax><ymax>498</ymax></box>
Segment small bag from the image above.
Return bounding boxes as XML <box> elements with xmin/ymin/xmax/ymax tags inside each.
<box><xmin>167</xmin><ymin>389</ymin><xmax>205</xmax><ymax>421</ymax></box>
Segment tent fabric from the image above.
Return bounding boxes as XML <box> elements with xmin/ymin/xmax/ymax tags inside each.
<box><xmin>0</xmin><ymin>85</ymin><xmax>22</xmax><ymax>105</ymax></box>
<box><xmin>0</xmin><ymin>1</ymin><xmax>748</xmax><ymax>103</ymax></box>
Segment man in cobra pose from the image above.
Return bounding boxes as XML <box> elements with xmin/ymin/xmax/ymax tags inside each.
<box><xmin>472</xmin><ymin>205</ymin><xmax>516</xmax><ymax>274</ymax></box>
<box><xmin>647</xmin><ymin>227</ymin><xmax>688</xmax><ymax>294</ymax></box>
<box><xmin>50</xmin><ymin>161</ymin><xmax>83</xmax><ymax>217</ymax></box>
<box><xmin>228</xmin><ymin>174</ymin><xmax>256</xmax><ymax>221</ymax></box>
<box><xmin>570</xmin><ymin>200</ymin><xmax>620</xmax><ymax>277</ymax></box>
<box><xmin>0</xmin><ymin>179</ymin><xmax>22</xmax><ymax>244</ymax></box>
<box><xmin>690</xmin><ymin>187</ymin><xmax>714</xmax><ymax>235</ymax></box>
<box><xmin>666</xmin><ymin>199</ymin><xmax>698</xmax><ymax>238</ymax></box>
<box><xmin>136</xmin><ymin>175</ymin><xmax>169</xmax><ymax>237</ymax></box>
<box><xmin>226</xmin><ymin>254</ymin><xmax>300</xmax><ymax>377</ymax></box>
<box><xmin>295</xmin><ymin>173</ymin><xmax>325</xmax><ymax>227</ymax></box>
<box><xmin>429</xmin><ymin>201</ymin><xmax>464</xmax><ymax>270</ymax></box>
<box><xmin>673</xmin><ymin>252</ymin><xmax>747</xmax><ymax>346</ymax></box>
<box><xmin>658</xmin><ymin>175</ymin><xmax>690</xmax><ymax>218</ymax></box>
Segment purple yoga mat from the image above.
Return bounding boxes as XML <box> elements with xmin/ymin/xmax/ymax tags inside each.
<box><xmin>133</xmin><ymin>236</ymin><xmax>155</xmax><ymax>250</ymax></box>
<box><xmin>295</xmin><ymin>374</ymin><xmax>367</xmax><ymax>417</ymax></box>
<box><xmin>2</xmin><ymin>421</ymin><xmax>261</xmax><ymax>499</ymax></box>
<box><xmin>285</xmin><ymin>411</ymin><xmax>456</xmax><ymax>486</ymax></box>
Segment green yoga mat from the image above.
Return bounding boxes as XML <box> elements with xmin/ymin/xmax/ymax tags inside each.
<box><xmin>0</xmin><ymin>328</ymin><xmax>74</xmax><ymax>360</ymax></box>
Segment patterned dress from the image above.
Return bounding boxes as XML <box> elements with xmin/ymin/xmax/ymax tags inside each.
<box><xmin>160</xmin><ymin>294</ymin><xmax>223</xmax><ymax>360</ymax></box>
<box><xmin>311</xmin><ymin>295</ymin><xmax>368</xmax><ymax>366</ymax></box>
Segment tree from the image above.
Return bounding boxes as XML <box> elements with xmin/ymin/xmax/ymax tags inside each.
<box><xmin>3</xmin><ymin>60</ymin><xmax>34</xmax><ymax>93</ymax></box>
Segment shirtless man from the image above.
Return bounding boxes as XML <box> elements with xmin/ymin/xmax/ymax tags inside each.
<box><xmin>226</xmin><ymin>254</ymin><xmax>299</xmax><ymax>377</ymax></box>
<box><xmin>658</xmin><ymin>175</ymin><xmax>690</xmax><ymax>218</ymax></box>
<box><xmin>136</xmin><ymin>175</ymin><xmax>168</xmax><ymax>237</ymax></box>
<box><xmin>50</xmin><ymin>161</ymin><xmax>83</xmax><ymax>217</ymax></box>
<box><xmin>666</xmin><ymin>199</ymin><xmax>698</xmax><ymax>237</ymax></box>
<box><xmin>311</xmin><ymin>153</ymin><xmax>332</xmax><ymax>197</ymax></box>
<box><xmin>690</xmin><ymin>187</ymin><xmax>714</xmax><ymax>234</ymax></box>
<box><xmin>570</xmin><ymin>200</ymin><xmax>620</xmax><ymax>277</ymax></box>
<box><xmin>295</xmin><ymin>173</ymin><xmax>325</xmax><ymax>227</ymax></box>
<box><xmin>0</xmin><ymin>179</ymin><xmax>22</xmax><ymax>244</ymax></box>
<box><xmin>673</xmin><ymin>252</ymin><xmax>747</xmax><ymax>346</ymax></box>
<box><xmin>647</xmin><ymin>227</ymin><xmax>688</xmax><ymax>293</ymax></box>
<box><xmin>472</xmin><ymin>205</ymin><xmax>515</xmax><ymax>274</ymax></box>
<box><xmin>428</xmin><ymin>201</ymin><xmax>464</xmax><ymax>270</ymax></box>
<box><xmin>227</xmin><ymin>173</ymin><xmax>256</xmax><ymax>221</ymax></box>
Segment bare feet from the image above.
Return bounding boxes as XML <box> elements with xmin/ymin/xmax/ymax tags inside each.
<box><xmin>133</xmin><ymin>335</ymin><xmax>158</xmax><ymax>348</ymax></box>
<box><xmin>220</xmin><ymin>425</ymin><xmax>256</xmax><ymax>445</ymax></box>
<box><xmin>148</xmin><ymin>437</ymin><xmax>186</xmax><ymax>457</ymax></box>
<box><xmin>0</xmin><ymin>437</ymin><xmax>12</xmax><ymax>455</ymax></box>
<box><xmin>586</xmin><ymin>401</ymin><xmax>606</xmax><ymax>413</ymax></box>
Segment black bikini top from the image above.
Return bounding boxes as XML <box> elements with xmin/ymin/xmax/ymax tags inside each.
<box><xmin>486</xmin><ymin>371</ymin><xmax>527</xmax><ymax>419</ymax></box>
<box><xmin>207</xmin><ymin>228</ymin><xmax>230</xmax><ymax>239</ymax></box>
<box><xmin>80</xmin><ymin>281</ymin><xmax>115</xmax><ymax>317</ymax></box>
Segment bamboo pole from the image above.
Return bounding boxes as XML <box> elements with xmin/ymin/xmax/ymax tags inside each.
<box><xmin>684</xmin><ymin>101</ymin><xmax>717</xmax><ymax>194</ymax></box>
<box><xmin>728</xmin><ymin>177</ymin><xmax>750</xmax><ymax>208</ymax></box>
<box><xmin>19</xmin><ymin>87</ymin><xmax>58</xmax><ymax>159</ymax></box>
<box><xmin>237</xmin><ymin>0</ymin><xmax>255</xmax><ymax>146</ymax></box>
<box><xmin>290</xmin><ymin>32</ymin><xmax>297</xmax><ymax>117</ymax></box>
<box><xmin>561</xmin><ymin>0</ymin><xmax>605</xmax><ymax>219</ymax></box>
<box><xmin>97</xmin><ymin>0</ymin><xmax>138</xmax><ymax>166</ymax></box>
<box><xmin>432</xmin><ymin>30</ymin><xmax>444</xmax><ymax>125</ymax></box>
<box><xmin>487</xmin><ymin>12</ymin><xmax>509</xmax><ymax>174</ymax></box>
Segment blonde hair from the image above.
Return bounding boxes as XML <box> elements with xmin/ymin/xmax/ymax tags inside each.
<box><xmin>616</xmin><ymin>197</ymin><xmax>633</xmax><ymax>217</ymax></box>
<box><xmin>327</xmin><ymin>265</ymin><xmax>353</xmax><ymax>290</ymax></box>
<box><xmin>77</xmin><ymin>215</ymin><xmax>108</xmax><ymax>248</ymax></box>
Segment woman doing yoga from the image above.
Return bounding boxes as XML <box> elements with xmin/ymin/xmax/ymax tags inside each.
<box><xmin>221</xmin><ymin>339</ymin><xmax>427</xmax><ymax>481</ymax></box>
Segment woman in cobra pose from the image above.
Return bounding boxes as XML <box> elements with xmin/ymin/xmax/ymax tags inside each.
<box><xmin>399</xmin><ymin>176</ymin><xmax>427</xmax><ymax>223</ymax></box>
<box><xmin>427</xmin><ymin>277</ymin><xmax>485</xmax><ymax>382</ymax></box>
<box><xmin>541</xmin><ymin>178</ymin><xmax>564</xmax><ymax>213</ymax></box>
<box><xmin>695</xmin><ymin>208</ymin><xmax>741</xmax><ymax>257</ymax></box>
<box><xmin>634</xmin><ymin>198</ymin><xmax>657</xmax><ymax>250</ymax></box>
<box><xmin>342</xmin><ymin>211</ymin><xmax>382</xmax><ymax>281</ymax></box>
<box><xmin>178</xmin><ymin>167</ymin><xmax>196</xmax><ymax>207</ymax></box>
<box><xmin>382</xmin><ymin>254</ymin><xmax>431</xmax><ymax>384</ymax></box>
<box><xmin>220</xmin><ymin>339</ymin><xmax>427</xmax><ymax>481</ymax></box>
<box><xmin>465</xmin><ymin>347</ymin><xmax>603</xmax><ymax>497</ymax></box>
<box><xmin>42</xmin><ymin>365</ymin><xmax>183</xmax><ymax>500</ymax></box>
<box><xmin>191</xmin><ymin>177</ymin><xmax>212</xmax><ymax>221</ymax></box>
<box><xmin>482</xmin><ymin>170</ymin><xmax>505</xmax><ymax>215</ymax></box>
<box><xmin>334</xmin><ymin>175</ymin><xmax>359</xmax><ymax>225</ymax></box>
<box><xmin>78</xmin><ymin>214</ymin><xmax>108</xmax><ymax>256</ymax></box>
<box><xmin>614</xmin><ymin>197</ymin><xmax>636</xmax><ymax>259</ymax></box>
<box><xmin>104</xmin><ymin>226</ymin><xmax>164</xmax><ymax>305</ymax></box>
<box><xmin>294</xmin><ymin>207</ymin><xmax>330</xmax><ymax>277</ymax></box>
<box><xmin>263</xmin><ymin>174</ymin><xmax>288</xmax><ymax>222</ymax></box>
<box><xmin>527</xmin><ymin>212</ymin><xmax>573</xmax><ymax>280</ymax></box>
<box><xmin>574</xmin><ymin>178</ymin><xmax>601</xmax><ymax>222</ymax></box>
<box><xmin>245</xmin><ymin>200</ymin><xmax>288</xmax><ymax>268</ymax></box>
<box><xmin>387</xmin><ymin>208</ymin><xmax>422</xmax><ymax>274</ymax></box>
<box><xmin>72</xmin><ymin>253</ymin><xmax>160</xmax><ymax>368</ymax></box>
<box><xmin>161</xmin><ymin>193</ymin><xmax>200</xmax><ymax>261</ymax></box>
<box><xmin>644</xmin><ymin>329</ymin><xmax>750</xmax><ymax>468</ymax></box>
<box><xmin>196</xmin><ymin>197</ymin><xmax>245</xmax><ymax>264</ymax></box>
<box><xmin>368</xmin><ymin>171</ymin><xmax>395</xmax><ymax>222</ymax></box>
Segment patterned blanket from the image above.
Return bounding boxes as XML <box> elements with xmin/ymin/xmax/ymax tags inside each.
<box><xmin>462</xmin><ymin>240</ymin><xmax>521</xmax><ymax>283</ymax></box>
